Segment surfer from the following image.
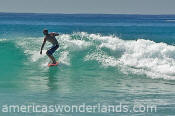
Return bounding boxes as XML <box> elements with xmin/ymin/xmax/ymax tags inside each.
<box><xmin>40</xmin><ymin>29</ymin><xmax>59</xmax><ymax>64</ymax></box>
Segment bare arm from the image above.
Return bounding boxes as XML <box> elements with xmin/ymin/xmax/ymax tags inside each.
<box><xmin>54</xmin><ymin>33</ymin><xmax>59</xmax><ymax>36</ymax></box>
<box><xmin>40</xmin><ymin>38</ymin><xmax>46</xmax><ymax>54</ymax></box>
<box><xmin>50</xmin><ymin>32</ymin><xmax>59</xmax><ymax>37</ymax></box>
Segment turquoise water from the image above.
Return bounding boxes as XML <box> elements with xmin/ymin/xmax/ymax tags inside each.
<box><xmin>1</xmin><ymin>13</ymin><xmax>175</xmax><ymax>115</ymax></box>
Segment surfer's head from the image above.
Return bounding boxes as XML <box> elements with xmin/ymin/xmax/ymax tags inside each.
<box><xmin>43</xmin><ymin>29</ymin><xmax>48</xmax><ymax>35</ymax></box>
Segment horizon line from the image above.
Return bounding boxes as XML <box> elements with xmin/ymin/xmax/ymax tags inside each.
<box><xmin>0</xmin><ymin>11</ymin><xmax>175</xmax><ymax>16</ymax></box>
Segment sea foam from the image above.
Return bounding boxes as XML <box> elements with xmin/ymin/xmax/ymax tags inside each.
<box><xmin>85</xmin><ymin>33</ymin><xmax>175</xmax><ymax>79</ymax></box>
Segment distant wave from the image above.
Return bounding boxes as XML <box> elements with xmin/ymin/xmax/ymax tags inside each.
<box><xmin>166</xmin><ymin>20</ymin><xmax>175</xmax><ymax>22</ymax></box>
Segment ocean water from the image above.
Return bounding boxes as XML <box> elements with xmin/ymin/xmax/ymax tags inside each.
<box><xmin>1</xmin><ymin>13</ymin><xmax>175</xmax><ymax>116</ymax></box>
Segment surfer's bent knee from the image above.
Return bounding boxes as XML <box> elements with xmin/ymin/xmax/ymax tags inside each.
<box><xmin>46</xmin><ymin>51</ymin><xmax>52</xmax><ymax>56</ymax></box>
<box><xmin>46</xmin><ymin>44</ymin><xmax>59</xmax><ymax>56</ymax></box>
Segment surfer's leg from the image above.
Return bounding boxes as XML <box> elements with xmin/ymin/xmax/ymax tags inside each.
<box><xmin>46</xmin><ymin>45</ymin><xmax>59</xmax><ymax>64</ymax></box>
<box><xmin>46</xmin><ymin>52</ymin><xmax>56</xmax><ymax>64</ymax></box>
<box><xmin>50</xmin><ymin>55</ymin><xmax>56</xmax><ymax>64</ymax></box>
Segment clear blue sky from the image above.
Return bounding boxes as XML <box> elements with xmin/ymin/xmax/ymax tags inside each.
<box><xmin>0</xmin><ymin>0</ymin><xmax>175</xmax><ymax>14</ymax></box>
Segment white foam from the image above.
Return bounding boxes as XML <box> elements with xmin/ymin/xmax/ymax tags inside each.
<box><xmin>117</xmin><ymin>40</ymin><xmax>175</xmax><ymax>78</ymax></box>
<box><xmin>86</xmin><ymin>33</ymin><xmax>175</xmax><ymax>79</ymax></box>
<box><xmin>16</xmin><ymin>37</ymin><xmax>46</xmax><ymax>62</ymax></box>
<box><xmin>0</xmin><ymin>38</ymin><xmax>7</xmax><ymax>42</ymax></box>
<box><xmin>59</xmin><ymin>51</ymin><xmax>70</xmax><ymax>65</ymax></box>
<box><xmin>41</xmin><ymin>62</ymin><xmax>49</xmax><ymax>67</ymax></box>
<box><xmin>85</xmin><ymin>50</ymin><xmax>118</xmax><ymax>67</ymax></box>
<box><xmin>59</xmin><ymin>34</ymin><xmax>91</xmax><ymax>50</ymax></box>
<box><xmin>24</xmin><ymin>50</ymin><xmax>46</xmax><ymax>62</ymax></box>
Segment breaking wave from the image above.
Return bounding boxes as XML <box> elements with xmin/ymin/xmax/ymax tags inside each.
<box><xmin>5</xmin><ymin>32</ymin><xmax>175</xmax><ymax>80</ymax></box>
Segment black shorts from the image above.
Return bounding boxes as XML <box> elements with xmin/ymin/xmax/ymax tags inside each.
<box><xmin>47</xmin><ymin>44</ymin><xmax>59</xmax><ymax>56</ymax></box>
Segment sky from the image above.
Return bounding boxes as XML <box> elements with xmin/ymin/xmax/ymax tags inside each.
<box><xmin>0</xmin><ymin>0</ymin><xmax>175</xmax><ymax>14</ymax></box>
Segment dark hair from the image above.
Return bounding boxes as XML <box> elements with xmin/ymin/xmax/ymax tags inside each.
<box><xmin>43</xmin><ymin>29</ymin><xmax>48</xmax><ymax>33</ymax></box>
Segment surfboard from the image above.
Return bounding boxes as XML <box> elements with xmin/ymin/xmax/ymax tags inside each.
<box><xmin>48</xmin><ymin>62</ymin><xmax>59</xmax><ymax>67</ymax></box>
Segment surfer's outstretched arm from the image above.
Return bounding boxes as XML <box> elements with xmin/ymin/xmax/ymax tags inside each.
<box><xmin>40</xmin><ymin>38</ymin><xmax>46</xmax><ymax>54</ymax></box>
<box><xmin>51</xmin><ymin>32</ymin><xmax>59</xmax><ymax>36</ymax></box>
<box><xmin>54</xmin><ymin>33</ymin><xmax>59</xmax><ymax>36</ymax></box>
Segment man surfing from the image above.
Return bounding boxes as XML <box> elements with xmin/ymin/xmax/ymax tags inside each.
<box><xmin>40</xmin><ymin>29</ymin><xmax>59</xmax><ymax>65</ymax></box>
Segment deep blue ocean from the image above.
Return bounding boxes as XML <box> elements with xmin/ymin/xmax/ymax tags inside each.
<box><xmin>1</xmin><ymin>13</ymin><xmax>175</xmax><ymax>116</ymax></box>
